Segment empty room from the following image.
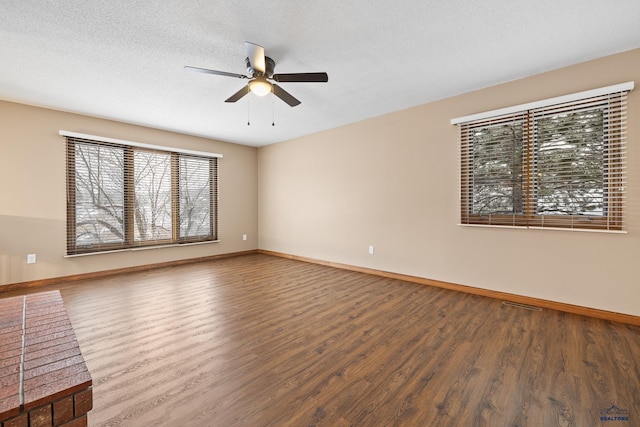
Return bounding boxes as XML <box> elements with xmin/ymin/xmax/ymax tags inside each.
<box><xmin>1</xmin><ymin>1</ymin><xmax>639</xmax><ymax>426</ymax></box>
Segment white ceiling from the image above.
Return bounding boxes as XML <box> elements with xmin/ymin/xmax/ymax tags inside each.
<box><xmin>2</xmin><ymin>1</ymin><xmax>640</xmax><ymax>147</ymax></box>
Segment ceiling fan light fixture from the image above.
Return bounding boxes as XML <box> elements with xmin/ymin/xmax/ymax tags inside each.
<box><xmin>248</xmin><ymin>78</ymin><xmax>272</xmax><ymax>96</ymax></box>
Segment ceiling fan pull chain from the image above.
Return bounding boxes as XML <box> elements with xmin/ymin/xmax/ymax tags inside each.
<box><xmin>247</xmin><ymin>99</ymin><xmax>250</xmax><ymax>126</ymax></box>
<box><xmin>272</xmin><ymin>100</ymin><xmax>275</xmax><ymax>126</ymax></box>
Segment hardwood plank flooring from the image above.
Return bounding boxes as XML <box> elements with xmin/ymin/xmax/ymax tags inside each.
<box><xmin>1</xmin><ymin>254</ymin><xmax>639</xmax><ymax>426</ymax></box>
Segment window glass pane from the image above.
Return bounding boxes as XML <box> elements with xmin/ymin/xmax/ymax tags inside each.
<box><xmin>74</xmin><ymin>143</ymin><xmax>125</xmax><ymax>246</ymax></box>
<box><xmin>456</xmin><ymin>87</ymin><xmax>627</xmax><ymax>231</ymax></box>
<box><xmin>534</xmin><ymin>108</ymin><xmax>604</xmax><ymax>216</ymax></box>
<box><xmin>471</xmin><ymin>122</ymin><xmax>524</xmax><ymax>215</ymax></box>
<box><xmin>67</xmin><ymin>136</ymin><xmax>218</xmax><ymax>254</ymax></box>
<box><xmin>179</xmin><ymin>156</ymin><xmax>211</xmax><ymax>238</ymax></box>
<box><xmin>134</xmin><ymin>150</ymin><xmax>172</xmax><ymax>241</ymax></box>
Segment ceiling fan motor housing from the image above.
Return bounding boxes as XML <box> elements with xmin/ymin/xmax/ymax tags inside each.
<box><xmin>246</xmin><ymin>56</ymin><xmax>275</xmax><ymax>78</ymax></box>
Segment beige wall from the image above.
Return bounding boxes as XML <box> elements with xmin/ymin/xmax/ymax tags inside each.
<box><xmin>258</xmin><ymin>48</ymin><xmax>640</xmax><ymax>316</ymax></box>
<box><xmin>0</xmin><ymin>101</ymin><xmax>258</xmax><ymax>286</ymax></box>
<box><xmin>2</xmin><ymin>49</ymin><xmax>638</xmax><ymax>316</ymax></box>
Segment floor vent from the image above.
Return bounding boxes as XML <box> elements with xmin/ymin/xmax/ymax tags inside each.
<box><xmin>501</xmin><ymin>301</ymin><xmax>543</xmax><ymax>311</ymax></box>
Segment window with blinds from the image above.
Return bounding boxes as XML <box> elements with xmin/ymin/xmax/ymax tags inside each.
<box><xmin>452</xmin><ymin>82</ymin><xmax>632</xmax><ymax>231</ymax></box>
<box><xmin>64</xmin><ymin>133</ymin><xmax>220</xmax><ymax>255</ymax></box>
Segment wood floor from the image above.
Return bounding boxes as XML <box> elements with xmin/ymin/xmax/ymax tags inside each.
<box><xmin>2</xmin><ymin>254</ymin><xmax>639</xmax><ymax>426</ymax></box>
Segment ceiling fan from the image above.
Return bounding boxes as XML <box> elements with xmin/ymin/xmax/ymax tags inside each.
<box><xmin>185</xmin><ymin>42</ymin><xmax>328</xmax><ymax>107</ymax></box>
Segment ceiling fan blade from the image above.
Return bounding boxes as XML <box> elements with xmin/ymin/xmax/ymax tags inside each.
<box><xmin>273</xmin><ymin>72</ymin><xmax>329</xmax><ymax>83</ymax></box>
<box><xmin>184</xmin><ymin>66</ymin><xmax>247</xmax><ymax>79</ymax></box>
<box><xmin>245</xmin><ymin>42</ymin><xmax>266</xmax><ymax>74</ymax></box>
<box><xmin>225</xmin><ymin>86</ymin><xmax>250</xmax><ymax>103</ymax></box>
<box><xmin>272</xmin><ymin>84</ymin><xmax>301</xmax><ymax>107</ymax></box>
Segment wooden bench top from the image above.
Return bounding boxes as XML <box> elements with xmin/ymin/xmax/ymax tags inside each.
<box><xmin>0</xmin><ymin>291</ymin><xmax>92</xmax><ymax>421</ymax></box>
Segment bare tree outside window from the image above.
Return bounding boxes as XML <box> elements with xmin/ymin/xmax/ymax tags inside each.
<box><xmin>74</xmin><ymin>143</ymin><xmax>124</xmax><ymax>246</ymax></box>
<box><xmin>134</xmin><ymin>151</ymin><xmax>172</xmax><ymax>241</ymax></box>
<box><xmin>179</xmin><ymin>156</ymin><xmax>211</xmax><ymax>238</ymax></box>
<box><xmin>67</xmin><ymin>138</ymin><xmax>218</xmax><ymax>254</ymax></box>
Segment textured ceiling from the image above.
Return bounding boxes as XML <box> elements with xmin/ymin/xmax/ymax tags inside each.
<box><xmin>1</xmin><ymin>1</ymin><xmax>640</xmax><ymax>147</ymax></box>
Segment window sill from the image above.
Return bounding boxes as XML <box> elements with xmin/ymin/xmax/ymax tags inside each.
<box><xmin>458</xmin><ymin>223</ymin><xmax>627</xmax><ymax>234</ymax></box>
<box><xmin>64</xmin><ymin>240</ymin><xmax>221</xmax><ymax>258</ymax></box>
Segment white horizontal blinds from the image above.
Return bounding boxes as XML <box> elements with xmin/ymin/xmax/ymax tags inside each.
<box><xmin>528</xmin><ymin>91</ymin><xmax>627</xmax><ymax>230</ymax></box>
<box><xmin>456</xmin><ymin>84</ymin><xmax>630</xmax><ymax>231</ymax></box>
<box><xmin>66</xmin><ymin>135</ymin><xmax>219</xmax><ymax>255</ymax></box>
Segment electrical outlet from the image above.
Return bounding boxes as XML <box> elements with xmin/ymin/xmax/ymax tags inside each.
<box><xmin>242</xmin><ymin>234</ymin><xmax>247</xmax><ymax>241</ymax></box>
<box><xmin>27</xmin><ymin>253</ymin><xmax>37</xmax><ymax>264</ymax></box>
<box><xmin>368</xmin><ymin>245</ymin><xmax>375</xmax><ymax>255</ymax></box>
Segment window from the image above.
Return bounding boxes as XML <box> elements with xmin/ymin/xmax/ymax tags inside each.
<box><xmin>64</xmin><ymin>132</ymin><xmax>220</xmax><ymax>255</ymax></box>
<box><xmin>452</xmin><ymin>82</ymin><xmax>632</xmax><ymax>231</ymax></box>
